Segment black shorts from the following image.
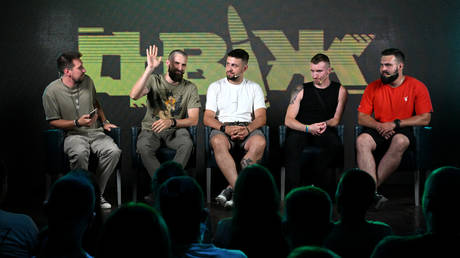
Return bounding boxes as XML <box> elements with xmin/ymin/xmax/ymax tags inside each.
<box><xmin>360</xmin><ymin>126</ymin><xmax>415</xmax><ymax>155</ymax></box>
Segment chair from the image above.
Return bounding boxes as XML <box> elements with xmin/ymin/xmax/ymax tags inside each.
<box><xmin>130</xmin><ymin>126</ymin><xmax>197</xmax><ymax>201</ymax></box>
<box><xmin>204</xmin><ymin>125</ymin><xmax>270</xmax><ymax>203</ymax></box>
<box><xmin>354</xmin><ymin>125</ymin><xmax>432</xmax><ymax>206</ymax></box>
<box><xmin>43</xmin><ymin>127</ymin><xmax>122</xmax><ymax>206</ymax></box>
<box><xmin>279</xmin><ymin>125</ymin><xmax>344</xmax><ymax>200</ymax></box>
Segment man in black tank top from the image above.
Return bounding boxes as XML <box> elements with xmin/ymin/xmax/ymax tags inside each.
<box><xmin>284</xmin><ymin>54</ymin><xmax>348</xmax><ymax>195</ymax></box>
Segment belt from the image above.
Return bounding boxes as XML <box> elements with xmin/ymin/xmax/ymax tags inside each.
<box><xmin>223</xmin><ymin>122</ymin><xmax>250</xmax><ymax>126</ymax></box>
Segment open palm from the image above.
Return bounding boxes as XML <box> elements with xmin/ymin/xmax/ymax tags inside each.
<box><xmin>146</xmin><ymin>45</ymin><xmax>162</xmax><ymax>70</ymax></box>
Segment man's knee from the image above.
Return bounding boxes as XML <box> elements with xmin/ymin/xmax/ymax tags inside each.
<box><xmin>246</xmin><ymin>134</ymin><xmax>266</xmax><ymax>152</ymax></box>
<box><xmin>210</xmin><ymin>134</ymin><xmax>229</xmax><ymax>151</ymax></box>
<box><xmin>391</xmin><ymin>134</ymin><xmax>410</xmax><ymax>152</ymax></box>
<box><xmin>177</xmin><ymin>137</ymin><xmax>193</xmax><ymax>153</ymax></box>
<box><xmin>356</xmin><ymin>133</ymin><xmax>375</xmax><ymax>152</ymax></box>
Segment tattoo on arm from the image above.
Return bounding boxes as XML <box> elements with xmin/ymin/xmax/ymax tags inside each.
<box><xmin>289</xmin><ymin>86</ymin><xmax>303</xmax><ymax>104</ymax></box>
<box><xmin>240</xmin><ymin>158</ymin><xmax>254</xmax><ymax>169</ymax></box>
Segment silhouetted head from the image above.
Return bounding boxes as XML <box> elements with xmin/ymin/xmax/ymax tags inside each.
<box><xmin>98</xmin><ymin>202</ymin><xmax>171</xmax><ymax>258</ymax></box>
<box><xmin>423</xmin><ymin>166</ymin><xmax>460</xmax><ymax>233</ymax></box>
<box><xmin>284</xmin><ymin>186</ymin><xmax>333</xmax><ymax>247</ymax></box>
<box><xmin>233</xmin><ymin>164</ymin><xmax>280</xmax><ymax>217</ymax></box>
<box><xmin>336</xmin><ymin>168</ymin><xmax>375</xmax><ymax>219</ymax></box>
<box><xmin>45</xmin><ymin>172</ymin><xmax>95</xmax><ymax>233</ymax></box>
<box><xmin>157</xmin><ymin>176</ymin><xmax>204</xmax><ymax>246</ymax></box>
<box><xmin>288</xmin><ymin>246</ymin><xmax>340</xmax><ymax>258</ymax></box>
<box><xmin>151</xmin><ymin>160</ymin><xmax>186</xmax><ymax>196</ymax></box>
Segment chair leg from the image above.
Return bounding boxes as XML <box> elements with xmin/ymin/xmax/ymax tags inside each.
<box><xmin>206</xmin><ymin>168</ymin><xmax>212</xmax><ymax>204</ymax></box>
<box><xmin>116</xmin><ymin>169</ymin><xmax>122</xmax><ymax>206</ymax></box>
<box><xmin>414</xmin><ymin>169</ymin><xmax>421</xmax><ymax>206</ymax></box>
<box><xmin>132</xmin><ymin>169</ymin><xmax>138</xmax><ymax>202</ymax></box>
<box><xmin>280</xmin><ymin>167</ymin><xmax>286</xmax><ymax>201</ymax></box>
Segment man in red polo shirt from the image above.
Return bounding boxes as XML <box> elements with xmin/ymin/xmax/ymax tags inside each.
<box><xmin>356</xmin><ymin>48</ymin><xmax>433</xmax><ymax>208</ymax></box>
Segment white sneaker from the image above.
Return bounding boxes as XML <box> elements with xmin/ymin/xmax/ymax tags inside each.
<box><xmin>216</xmin><ymin>188</ymin><xmax>233</xmax><ymax>206</ymax></box>
<box><xmin>224</xmin><ymin>198</ymin><xmax>234</xmax><ymax>208</ymax></box>
<box><xmin>100</xmin><ymin>196</ymin><xmax>112</xmax><ymax>209</ymax></box>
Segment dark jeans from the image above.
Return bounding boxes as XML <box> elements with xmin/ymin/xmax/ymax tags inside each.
<box><xmin>285</xmin><ymin>127</ymin><xmax>343</xmax><ymax>195</ymax></box>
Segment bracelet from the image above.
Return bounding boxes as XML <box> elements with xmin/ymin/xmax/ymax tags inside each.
<box><xmin>74</xmin><ymin>119</ymin><xmax>81</xmax><ymax>128</ymax></box>
<box><xmin>170</xmin><ymin>118</ymin><xmax>177</xmax><ymax>128</ymax></box>
<box><xmin>245</xmin><ymin>126</ymin><xmax>250</xmax><ymax>134</ymax></box>
<box><xmin>305</xmin><ymin>125</ymin><xmax>309</xmax><ymax>134</ymax></box>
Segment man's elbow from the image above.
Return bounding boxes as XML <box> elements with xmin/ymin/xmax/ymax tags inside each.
<box><xmin>189</xmin><ymin>117</ymin><xmax>199</xmax><ymax>126</ymax></box>
<box><xmin>129</xmin><ymin>92</ymin><xmax>139</xmax><ymax>100</ymax></box>
<box><xmin>421</xmin><ymin>113</ymin><xmax>431</xmax><ymax>126</ymax></box>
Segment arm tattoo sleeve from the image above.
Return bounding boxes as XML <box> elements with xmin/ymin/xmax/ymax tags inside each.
<box><xmin>289</xmin><ymin>86</ymin><xmax>303</xmax><ymax>105</ymax></box>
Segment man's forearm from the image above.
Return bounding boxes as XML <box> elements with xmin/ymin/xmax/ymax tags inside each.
<box><xmin>130</xmin><ymin>68</ymin><xmax>153</xmax><ymax>100</ymax></box>
<box><xmin>358</xmin><ymin>112</ymin><xmax>380</xmax><ymax>129</ymax></box>
<box><xmin>49</xmin><ymin>119</ymin><xmax>77</xmax><ymax>130</ymax></box>
<box><xmin>247</xmin><ymin>116</ymin><xmax>266</xmax><ymax>132</ymax></box>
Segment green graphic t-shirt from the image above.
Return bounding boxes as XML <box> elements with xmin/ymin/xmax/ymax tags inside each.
<box><xmin>141</xmin><ymin>74</ymin><xmax>201</xmax><ymax>132</ymax></box>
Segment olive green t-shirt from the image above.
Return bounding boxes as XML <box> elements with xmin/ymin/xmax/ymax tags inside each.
<box><xmin>42</xmin><ymin>75</ymin><xmax>103</xmax><ymax>134</ymax></box>
<box><xmin>141</xmin><ymin>74</ymin><xmax>201</xmax><ymax>132</ymax></box>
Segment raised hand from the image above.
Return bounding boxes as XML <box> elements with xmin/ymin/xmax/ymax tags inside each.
<box><xmin>146</xmin><ymin>45</ymin><xmax>162</xmax><ymax>70</ymax></box>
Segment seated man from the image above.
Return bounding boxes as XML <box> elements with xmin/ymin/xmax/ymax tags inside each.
<box><xmin>372</xmin><ymin>166</ymin><xmax>460</xmax><ymax>257</ymax></box>
<box><xmin>130</xmin><ymin>45</ymin><xmax>201</xmax><ymax>199</ymax></box>
<box><xmin>42</xmin><ymin>51</ymin><xmax>121</xmax><ymax>209</ymax></box>
<box><xmin>284</xmin><ymin>53</ymin><xmax>347</xmax><ymax>194</ymax></box>
<box><xmin>203</xmin><ymin>49</ymin><xmax>267</xmax><ymax>207</ymax></box>
<box><xmin>356</xmin><ymin>48</ymin><xmax>433</xmax><ymax>207</ymax></box>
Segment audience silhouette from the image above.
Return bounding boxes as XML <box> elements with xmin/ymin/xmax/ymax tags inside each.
<box><xmin>37</xmin><ymin>172</ymin><xmax>96</xmax><ymax>258</ymax></box>
<box><xmin>0</xmin><ymin>160</ymin><xmax>39</xmax><ymax>258</ymax></box>
<box><xmin>372</xmin><ymin>166</ymin><xmax>460</xmax><ymax>257</ymax></box>
<box><xmin>157</xmin><ymin>175</ymin><xmax>246</xmax><ymax>257</ymax></box>
<box><xmin>284</xmin><ymin>185</ymin><xmax>334</xmax><ymax>250</ymax></box>
<box><xmin>324</xmin><ymin>168</ymin><xmax>392</xmax><ymax>258</ymax></box>
<box><xmin>288</xmin><ymin>246</ymin><xmax>341</xmax><ymax>258</ymax></box>
<box><xmin>214</xmin><ymin>164</ymin><xmax>289</xmax><ymax>257</ymax></box>
<box><xmin>97</xmin><ymin>202</ymin><xmax>171</xmax><ymax>258</ymax></box>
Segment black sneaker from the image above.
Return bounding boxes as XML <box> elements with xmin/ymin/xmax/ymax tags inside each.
<box><xmin>374</xmin><ymin>193</ymin><xmax>389</xmax><ymax>209</ymax></box>
<box><xmin>216</xmin><ymin>188</ymin><xmax>233</xmax><ymax>206</ymax></box>
<box><xmin>224</xmin><ymin>197</ymin><xmax>234</xmax><ymax>208</ymax></box>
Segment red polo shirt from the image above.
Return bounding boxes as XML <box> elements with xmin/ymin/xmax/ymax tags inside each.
<box><xmin>358</xmin><ymin>76</ymin><xmax>433</xmax><ymax>122</ymax></box>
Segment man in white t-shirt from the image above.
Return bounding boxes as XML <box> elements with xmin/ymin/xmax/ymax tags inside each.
<box><xmin>204</xmin><ymin>49</ymin><xmax>267</xmax><ymax>207</ymax></box>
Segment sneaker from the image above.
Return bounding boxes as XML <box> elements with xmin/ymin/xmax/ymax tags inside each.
<box><xmin>100</xmin><ymin>196</ymin><xmax>112</xmax><ymax>209</ymax></box>
<box><xmin>374</xmin><ymin>193</ymin><xmax>388</xmax><ymax>209</ymax></box>
<box><xmin>224</xmin><ymin>197</ymin><xmax>234</xmax><ymax>208</ymax></box>
<box><xmin>216</xmin><ymin>188</ymin><xmax>233</xmax><ymax>206</ymax></box>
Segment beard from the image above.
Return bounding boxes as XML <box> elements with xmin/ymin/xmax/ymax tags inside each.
<box><xmin>226</xmin><ymin>72</ymin><xmax>240</xmax><ymax>81</ymax></box>
<box><xmin>168</xmin><ymin>66</ymin><xmax>184</xmax><ymax>83</ymax></box>
<box><xmin>380</xmin><ymin>71</ymin><xmax>398</xmax><ymax>84</ymax></box>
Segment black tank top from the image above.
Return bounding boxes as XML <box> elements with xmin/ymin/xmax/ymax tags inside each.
<box><xmin>295</xmin><ymin>81</ymin><xmax>340</xmax><ymax>124</ymax></box>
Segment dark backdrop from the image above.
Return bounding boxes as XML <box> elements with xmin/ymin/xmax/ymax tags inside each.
<box><xmin>2</xmin><ymin>0</ymin><xmax>459</xmax><ymax>205</ymax></box>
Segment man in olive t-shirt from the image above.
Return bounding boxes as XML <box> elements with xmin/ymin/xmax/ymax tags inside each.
<box><xmin>130</xmin><ymin>45</ymin><xmax>201</xmax><ymax>179</ymax></box>
<box><xmin>42</xmin><ymin>51</ymin><xmax>121</xmax><ymax>209</ymax></box>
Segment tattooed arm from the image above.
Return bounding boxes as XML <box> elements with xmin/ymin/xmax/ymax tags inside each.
<box><xmin>284</xmin><ymin>85</ymin><xmax>307</xmax><ymax>131</ymax></box>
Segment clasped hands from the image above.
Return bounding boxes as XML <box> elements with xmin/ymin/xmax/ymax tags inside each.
<box><xmin>225</xmin><ymin>125</ymin><xmax>249</xmax><ymax>140</ymax></box>
<box><xmin>376</xmin><ymin>122</ymin><xmax>396</xmax><ymax>139</ymax></box>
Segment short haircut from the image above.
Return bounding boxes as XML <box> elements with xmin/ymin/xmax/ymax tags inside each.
<box><xmin>285</xmin><ymin>186</ymin><xmax>332</xmax><ymax>225</ymax></box>
<box><xmin>336</xmin><ymin>168</ymin><xmax>375</xmax><ymax>215</ymax></box>
<box><xmin>57</xmin><ymin>51</ymin><xmax>82</xmax><ymax>74</ymax></box>
<box><xmin>227</xmin><ymin>49</ymin><xmax>249</xmax><ymax>64</ymax></box>
<box><xmin>151</xmin><ymin>160</ymin><xmax>186</xmax><ymax>196</ymax></box>
<box><xmin>381</xmin><ymin>48</ymin><xmax>405</xmax><ymax>64</ymax></box>
<box><xmin>310</xmin><ymin>53</ymin><xmax>330</xmax><ymax>66</ymax></box>
<box><xmin>168</xmin><ymin>49</ymin><xmax>188</xmax><ymax>62</ymax></box>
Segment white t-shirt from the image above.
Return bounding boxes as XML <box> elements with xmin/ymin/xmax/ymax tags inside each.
<box><xmin>205</xmin><ymin>78</ymin><xmax>266</xmax><ymax>123</ymax></box>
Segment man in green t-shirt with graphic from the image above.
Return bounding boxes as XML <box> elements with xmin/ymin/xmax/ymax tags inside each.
<box><xmin>130</xmin><ymin>45</ymin><xmax>201</xmax><ymax>188</ymax></box>
<box><xmin>42</xmin><ymin>51</ymin><xmax>121</xmax><ymax>209</ymax></box>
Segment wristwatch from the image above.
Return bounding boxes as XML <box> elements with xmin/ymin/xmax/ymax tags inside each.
<box><xmin>220</xmin><ymin>125</ymin><xmax>226</xmax><ymax>132</ymax></box>
<box><xmin>170</xmin><ymin>118</ymin><xmax>177</xmax><ymax>128</ymax></box>
<box><xmin>103</xmin><ymin>120</ymin><xmax>110</xmax><ymax>125</ymax></box>
<box><xmin>394</xmin><ymin>119</ymin><xmax>401</xmax><ymax>129</ymax></box>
